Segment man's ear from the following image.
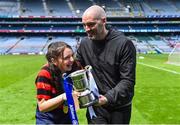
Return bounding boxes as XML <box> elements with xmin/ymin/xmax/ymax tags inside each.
<box><xmin>102</xmin><ymin>17</ymin><xmax>106</xmax><ymax>24</ymax></box>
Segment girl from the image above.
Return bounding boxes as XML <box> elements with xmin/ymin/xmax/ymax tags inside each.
<box><xmin>35</xmin><ymin>41</ymin><xmax>80</xmax><ymax>124</ymax></box>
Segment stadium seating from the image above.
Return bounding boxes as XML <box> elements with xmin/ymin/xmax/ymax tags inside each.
<box><xmin>0</xmin><ymin>36</ymin><xmax>19</xmax><ymax>54</ymax></box>
<box><xmin>0</xmin><ymin>0</ymin><xmax>179</xmax><ymax>55</ymax></box>
<box><xmin>0</xmin><ymin>0</ymin><xmax>180</xmax><ymax>17</ymax></box>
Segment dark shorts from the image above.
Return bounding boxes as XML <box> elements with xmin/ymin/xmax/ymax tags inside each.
<box><xmin>36</xmin><ymin>109</ymin><xmax>71</xmax><ymax>124</ymax></box>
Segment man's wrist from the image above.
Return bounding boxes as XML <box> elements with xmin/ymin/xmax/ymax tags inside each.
<box><xmin>105</xmin><ymin>97</ymin><xmax>108</xmax><ymax>104</ymax></box>
<box><xmin>104</xmin><ymin>94</ymin><xmax>111</xmax><ymax>105</ymax></box>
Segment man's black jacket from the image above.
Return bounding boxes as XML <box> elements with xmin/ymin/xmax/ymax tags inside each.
<box><xmin>76</xmin><ymin>29</ymin><xmax>136</xmax><ymax>110</ymax></box>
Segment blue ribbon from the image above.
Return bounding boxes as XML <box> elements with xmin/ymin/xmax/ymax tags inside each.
<box><xmin>86</xmin><ymin>67</ymin><xmax>99</xmax><ymax>119</ymax></box>
<box><xmin>63</xmin><ymin>74</ymin><xmax>79</xmax><ymax>125</ymax></box>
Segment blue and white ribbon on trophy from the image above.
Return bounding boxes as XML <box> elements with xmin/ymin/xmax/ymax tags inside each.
<box><xmin>63</xmin><ymin>65</ymin><xmax>100</xmax><ymax>122</ymax></box>
<box><xmin>63</xmin><ymin>74</ymin><xmax>79</xmax><ymax>125</ymax></box>
<box><xmin>85</xmin><ymin>65</ymin><xmax>99</xmax><ymax>119</ymax></box>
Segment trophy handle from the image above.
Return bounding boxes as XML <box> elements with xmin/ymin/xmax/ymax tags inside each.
<box><xmin>85</xmin><ymin>65</ymin><xmax>92</xmax><ymax>76</ymax></box>
<box><xmin>85</xmin><ymin>65</ymin><xmax>92</xmax><ymax>88</ymax></box>
<box><xmin>85</xmin><ymin>65</ymin><xmax>92</xmax><ymax>71</ymax></box>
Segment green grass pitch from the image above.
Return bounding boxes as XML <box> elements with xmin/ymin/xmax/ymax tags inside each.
<box><xmin>0</xmin><ymin>54</ymin><xmax>180</xmax><ymax>124</ymax></box>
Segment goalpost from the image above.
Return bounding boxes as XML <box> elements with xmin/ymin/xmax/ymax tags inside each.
<box><xmin>167</xmin><ymin>43</ymin><xmax>180</xmax><ymax>66</ymax></box>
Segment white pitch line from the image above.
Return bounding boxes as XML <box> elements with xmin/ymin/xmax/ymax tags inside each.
<box><xmin>138</xmin><ymin>62</ymin><xmax>180</xmax><ymax>75</ymax></box>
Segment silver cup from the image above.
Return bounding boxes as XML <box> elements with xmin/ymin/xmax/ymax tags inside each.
<box><xmin>69</xmin><ymin>66</ymin><xmax>98</xmax><ymax>108</ymax></box>
<box><xmin>69</xmin><ymin>69</ymin><xmax>89</xmax><ymax>92</ymax></box>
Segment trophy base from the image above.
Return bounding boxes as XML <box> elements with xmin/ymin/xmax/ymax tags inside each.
<box><xmin>79</xmin><ymin>99</ymin><xmax>98</xmax><ymax>108</ymax></box>
<box><xmin>78</xmin><ymin>91</ymin><xmax>98</xmax><ymax>108</ymax></box>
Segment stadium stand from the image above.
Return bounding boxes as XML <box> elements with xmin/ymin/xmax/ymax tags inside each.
<box><xmin>46</xmin><ymin>0</ymin><xmax>74</xmax><ymax>16</ymax></box>
<box><xmin>0</xmin><ymin>0</ymin><xmax>179</xmax><ymax>55</ymax></box>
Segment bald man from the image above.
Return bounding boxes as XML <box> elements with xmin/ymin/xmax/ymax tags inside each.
<box><xmin>76</xmin><ymin>5</ymin><xmax>136</xmax><ymax>124</ymax></box>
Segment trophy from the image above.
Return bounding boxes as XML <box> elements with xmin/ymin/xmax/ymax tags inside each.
<box><xmin>68</xmin><ymin>65</ymin><xmax>99</xmax><ymax>108</ymax></box>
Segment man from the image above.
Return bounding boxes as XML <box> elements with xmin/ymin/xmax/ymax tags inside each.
<box><xmin>76</xmin><ymin>5</ymin><xmax>136</xmax><ymax>124</ymax></box>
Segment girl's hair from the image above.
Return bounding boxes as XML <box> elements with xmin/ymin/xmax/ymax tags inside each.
<box><xmin>46</xmin><ymin>41</ymin><xmax>72</xmax><ymax>63</ymax></box>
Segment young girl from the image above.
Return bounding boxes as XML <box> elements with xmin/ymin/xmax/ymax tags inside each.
<box><xmin>35</xmin><ymin>41</ymin><xmax>80</xmax><ymax>124</ymax></box>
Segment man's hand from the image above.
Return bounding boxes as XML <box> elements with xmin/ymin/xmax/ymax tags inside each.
<box><xmin>95</xmin><ymin>95</ymin><xmax>108</xmax><ymax>106</ymax></box>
